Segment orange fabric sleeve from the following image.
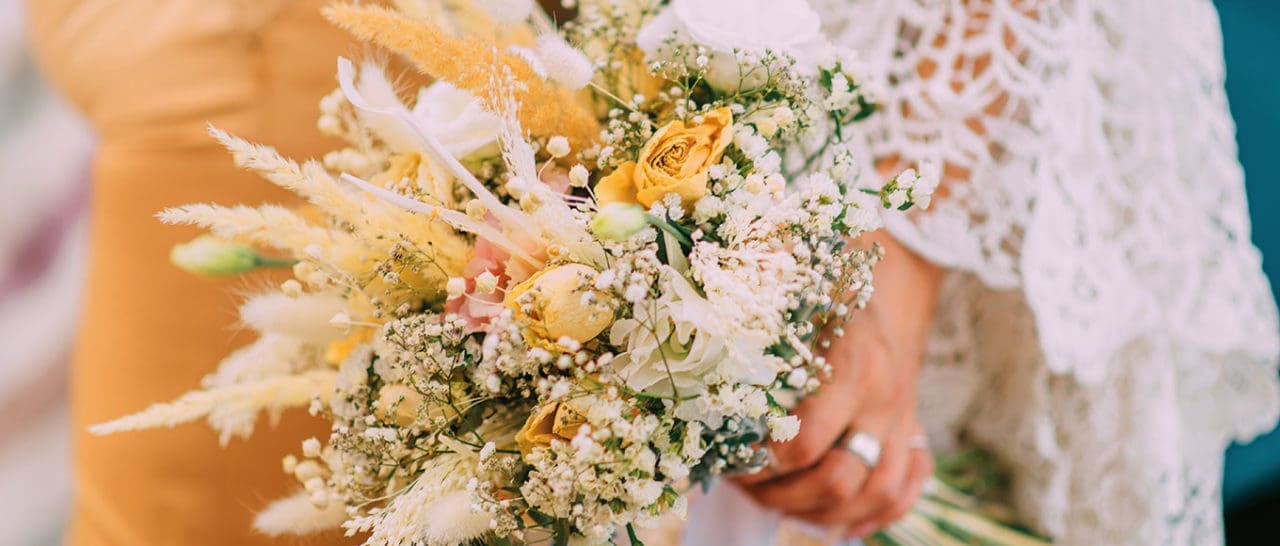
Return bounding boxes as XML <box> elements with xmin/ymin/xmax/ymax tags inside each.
<box><xmin>26</xmin><ymin>1</ymin><xmax>362</xmax><ymax>544</ymax></box>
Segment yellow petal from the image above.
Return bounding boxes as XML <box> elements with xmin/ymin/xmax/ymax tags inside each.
<box><xmin>516</xmin><ymin>403</ymin><xmax>560</xmax><ymax>457</ymax></box>
<box><xmin>636</xmin><ymin>171</ymin><xmax>709</xmax><ymax>208</ymax></box>
<box><xmin>594</xmin><ymin>162</ymin><xmax>641</xmax><ymax>207</ymax></box>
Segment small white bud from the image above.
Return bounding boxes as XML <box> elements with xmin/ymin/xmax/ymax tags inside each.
<box><xmin>302</xmin><ymin>437</ymin><xmax>322</xmax><ymax>458</ymax></box>
<box><xmin>569</xmin><ymin>164</ymin><xmax>590</xmax><ymax>188</ymax></box>
<box><xmin>546</xmin><ymin>136</ymin><xmax>571</xmax><ymax>158</ymax></box>
<box><xmin>446</xmin><ymin>277</ymin><xmax>467</xmax><ymax>299</ymax></box>
<box><xmin>475</xmin><ymin>271</ymin><xmax>499</xmax><ymax>294</ymax></box>
<box><xmin>280</xmin><ymin>279</ymin><xmax>303</xmax><ymax>298</ymax></box>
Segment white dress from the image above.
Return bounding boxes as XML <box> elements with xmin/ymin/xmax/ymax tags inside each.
<box><xmin>690</xmin><ymin>1</ymin><xmax>1280</xmax><ymax>545</ymax></box>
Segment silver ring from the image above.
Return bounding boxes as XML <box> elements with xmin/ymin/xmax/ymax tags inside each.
<box><xmin>909</xmin><ymin>435</ymin><xmax>930</xmax><ymax>450</ymax></box>
<box><xmin>841</xmin><ymin>430</ymin><xmax>882</xmax><ymax>469</ymax></box>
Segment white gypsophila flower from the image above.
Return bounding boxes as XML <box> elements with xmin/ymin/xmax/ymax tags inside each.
<box><xmin>546</xmin><ymin>135</ymin><xmax>572</xmax><ymax>158</ymax></box>
<box><xmin>475</xmin><ymin>270</ymin><xmax>499</xmax><ymax>294</ymax></box>
<box><xmin>534</xmin><ymin>35</ymin><xmax>595</xmax><ymax>90</ymax></box>
<box><xmin>673</xmin><ymin>384</ymin><xmax>770</xmax><ymax>427</ymax></box>
<box><xmin>636</xmin><ymin>0</ymin><xmax>826</xmax><ymax>91</ymax></box>
<box><xmin>911</xmin><ymin>162</ymin><xmax>941</xmax><ymax>210</ymax></box>
<box><xmin>767</xmin><ymin>415</ymin><xmax>801</xmax><ymax>442</ymax></box>
<box><xmin>569</xmin><ymin>164</ymin><xmax>590</xmax><ymax>188</ymax></box>
<box><xmin>733</xmin><ymin>130</ymin><xmax>769</xmax><ymax>160</ymax></box>
<box><xmin>412</xmin><ymin>81</ymin><xmax>502</xmax><ymax>160</ymax></box>
<box><xmin>446</xmin><ymin>277</ymin><xmax>467</xmax><ymax>299</ymax></box>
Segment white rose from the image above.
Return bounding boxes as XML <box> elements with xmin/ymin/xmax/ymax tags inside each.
<box><xmin>637</xmin><ymin>0</ymin><xmax>826</xmax><ymax>91</ymax></box>
<box><xmin>411</xmin><ymin>81</ymin><xmax>502</xmax><ymax>160</ymax></box>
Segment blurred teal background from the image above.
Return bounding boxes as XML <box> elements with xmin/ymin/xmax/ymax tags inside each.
<box><xmin>1218</xmin><ymin>0</ymin><xmax>1280</xmax><ymax>526</ymax></box>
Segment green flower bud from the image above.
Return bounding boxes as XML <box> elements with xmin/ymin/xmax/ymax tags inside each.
<box><xmin>591</xmin><ymin>203</ymin><xmax>648</xmax><ymax>241</ymax></box>
<box><xmin>169</xmin><ymin>235</ymin><xmax>260</xmax><ymax>276</ymax></box>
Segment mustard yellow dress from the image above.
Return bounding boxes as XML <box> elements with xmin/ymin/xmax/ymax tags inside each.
<box><xmin>27</xmin><ymin>1</ymin><xmax>360</xmax><ymax>544</ymax></box>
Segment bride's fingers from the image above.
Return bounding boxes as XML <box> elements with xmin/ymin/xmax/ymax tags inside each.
<box><xmin>847</xmin><ymin>447</ymin><xmax>933</xmax><ymax>538</ymax></box>
<box><xmin>797</xmin><ymin>423</ymin><xmax>911</xmax><ymax>527</ymax></box>
<box><xmin>738</xmin><ymin>448</ymin><xmax>870</xmax><ymax>515</ymax></box>
<box><xmin>753</xmin><ymin>392</ymin><xmax>859</xmax><ymax>479</ymax></box>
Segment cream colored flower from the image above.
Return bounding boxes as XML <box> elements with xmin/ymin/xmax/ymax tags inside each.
<box><xmin>412</xmin><ymin>81</ymin><xmax>502</xmax><ymax>160</ymax></box>
<box><xmin>595</xmin><ymin>108</ymin><xmax>733</xmax><ymax>209</ymax></box>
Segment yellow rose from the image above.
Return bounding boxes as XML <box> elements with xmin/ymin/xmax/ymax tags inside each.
<box><xmin>596</xmin><ymin>108</ymin><xmax>734</xmax><ymax>209</ymax></box>
<box><xmin>515</xmin><ymin>402</ymin><xmax>588</xmax><ymax>456</ymax></box>
<box><xmin>504</xmin><ymin>264</ymin><xmax>614</xmax><ymax>348</ymax></box>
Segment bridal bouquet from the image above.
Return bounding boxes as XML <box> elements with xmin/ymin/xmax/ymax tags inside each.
<box><xmin>97</xmin><ymin>1</ymin><xmax>1047</xmax><ymax>545</ymax></box>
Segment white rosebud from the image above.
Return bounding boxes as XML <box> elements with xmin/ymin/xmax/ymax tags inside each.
<box><xmin>169</xmin><ymin>235</ymin><xmax>260</xmax><ymax>276</ymax></box>
<box><xmin>475</xmin><ymin>270</ymin><xmax>499</xmax><ymax>294</ymax></box>
<box><xmin>591</xmin><ymin>203</ymin><xmax>648</xmax><ymax>241</ymax></box>
<box><xmin>446</xmin><ymin>277</ymin><xmax>467</xmax><ymax>299</ymax></box>
<box><xmin>546</xmin><ymin>136</ymin><xmax>571</xmax><ymax>158</ymax></box>
<box><xmin>569</xmin><ymin>164</ymin><xmax>590</xmax><ymax>188</ymax></box>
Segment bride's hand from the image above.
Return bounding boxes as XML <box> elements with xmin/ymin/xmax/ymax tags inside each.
<box><xmin>732</xmin><ymin>230</ymin><xmax>943</xmax><ymax>538</ymax></box>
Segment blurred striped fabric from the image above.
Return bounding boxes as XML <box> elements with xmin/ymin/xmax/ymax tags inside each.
<box><xmin>0</xmin><ymin>0</ymin><xmax>93</xmax><ymax>545</ymax></box>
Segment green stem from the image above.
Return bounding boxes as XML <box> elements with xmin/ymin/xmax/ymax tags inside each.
<box><xmin>254</xmin><ymin>256</ymin><xmax>299</xmax><ymax>269</ymax></box>
<box><xmin>643</xmin><ymin>214</ymin><xmax>693</xmax><ymax>249</ymax></box>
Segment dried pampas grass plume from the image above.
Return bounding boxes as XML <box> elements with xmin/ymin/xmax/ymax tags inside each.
<box><xmin>240</xmin><ymin>292</ymin><xmax>349</xmax><ymax>343</ymax></box>
<box><xmin>323</xmin><ymin>3</ymin><xmax>599</xmax><ymax>150</ymax></box>
<box><xmin>254</xmin><ymin>492</ymin><xmax>348</xmax><ymax>537</ymax></box>
<box><xmin>88</xmin><ymin>370</ymin><xmax>337</xmax><ymax>441</ymax></box>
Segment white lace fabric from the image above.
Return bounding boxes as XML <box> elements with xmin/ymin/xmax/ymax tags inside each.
<box><xmin>813</xmin><ymin>0</ymin><xmax>1280</xmax><ymax>544</ymax></box>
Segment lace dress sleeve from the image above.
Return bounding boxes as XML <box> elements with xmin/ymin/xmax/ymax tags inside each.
<box><xmin>816</xmin><ymin>1</ymin><xmax>1280</xmax><ymax>544</ymax></box>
